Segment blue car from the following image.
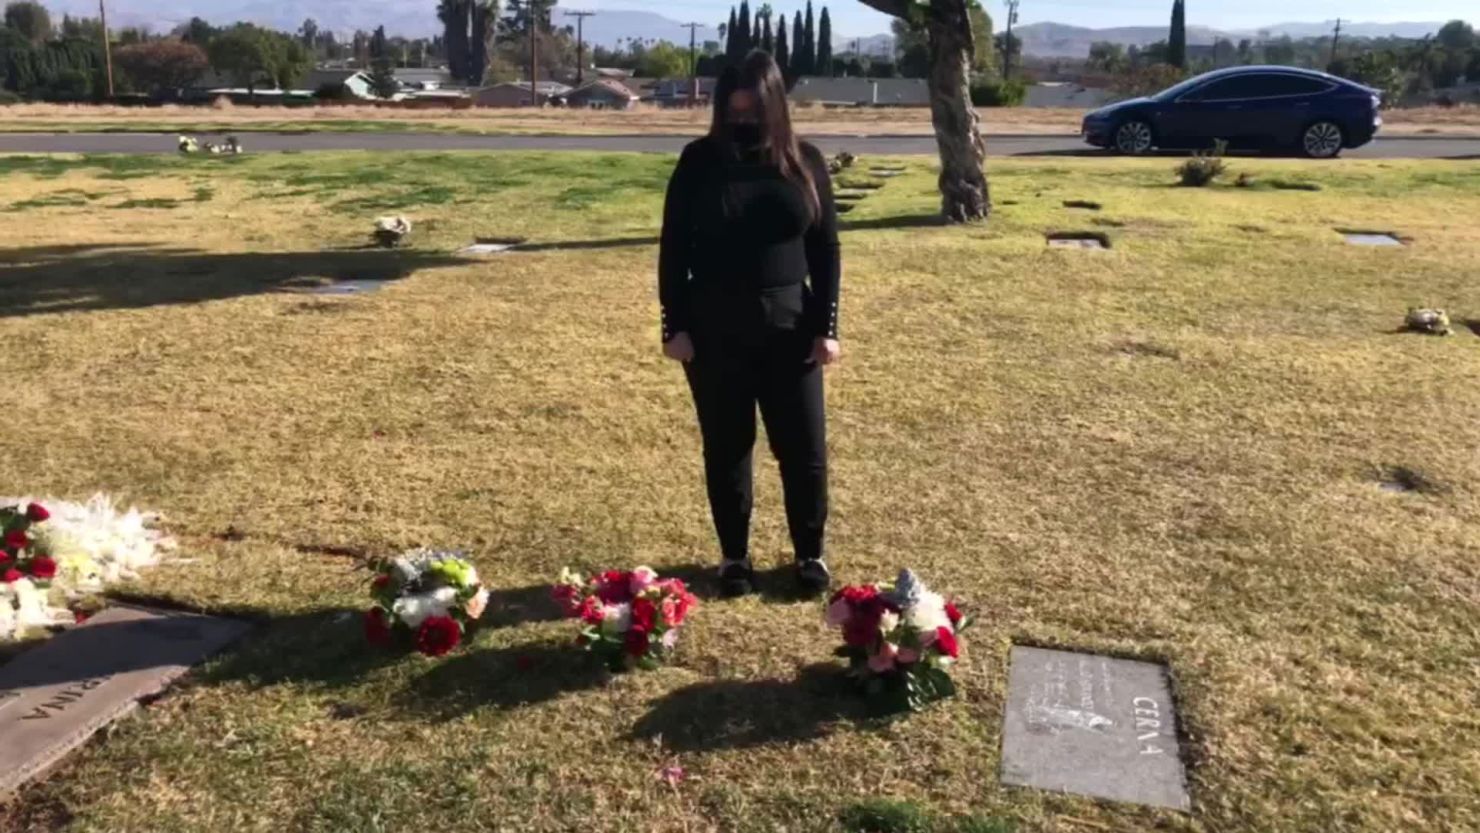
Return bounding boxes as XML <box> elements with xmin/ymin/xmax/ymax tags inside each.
<box><xmin>1082</xmin><ymin>66</ymin><xmax>1382</xmax><ymax>158</ymax></box>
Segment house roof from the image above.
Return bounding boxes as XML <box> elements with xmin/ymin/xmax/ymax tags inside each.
<box><xmin>478</xmin><ymin>81</ymin><xmax>573</xmax><ymax>95</ymax></box>
<box><xmin>569</xmin><ymin>79</ymin><xmax>640</xmax><ymax>100</ymax></box>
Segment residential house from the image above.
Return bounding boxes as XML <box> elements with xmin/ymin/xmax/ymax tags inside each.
<box><xmin>472</xmin><ymin>81</ymin><xmax>573</xmax><ymax>107</ymax></box>
<box><xmin>566</xmin><ymin>79</ymin><xmax>641</xmax><ymax>110</ymax></box>
<box><xmin>649</xmin><ymin>78</ymin><xmax>716</xmax><ymax>106</ymax></box>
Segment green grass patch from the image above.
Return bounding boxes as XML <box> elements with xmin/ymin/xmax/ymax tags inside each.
<box><xmin>112</xmin><ymin>197</ymin><xmax>182</xmax><ymax>209</ymax></box>
<box><xmin>0</xmin><ymin>152</ymin><xmax>1477</xmax><ymax>833</ymax></box>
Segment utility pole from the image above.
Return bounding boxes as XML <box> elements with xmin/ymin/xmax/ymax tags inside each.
<box><xmin>682</xmin><ymin>22</ymin><xmax>703</xmax><ymax>106</ymax></box>
<box><xmin>529</xmin><ymin>6</ymin><xmax>539</xmax><ymax>107</ymax></box>
<box><xmin>98</xmin><ymin>0</ymin><xmax>115</xmax><ymax>98</ymax></box>
<box><xmin>1003</xmin><ymin>0</ymin><xmax>1020</xmax><ymax>81</ymax></box>
<box><xmin>1329</xmin><ymin>18</ymin><xmax>1342</xmax><ymax>66</ymax></box>
<box><xmin>565</xmin><ymin>10</ymin><xmax>596</xmax><ymax>85</ymax></box>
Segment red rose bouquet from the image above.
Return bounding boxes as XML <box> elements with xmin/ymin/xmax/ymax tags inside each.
<box><xmin>365</xmin><ymin>548</ymin><xmax>489</xmax><ymax>657</ymax></box>
<box><xmin>826</xmin><ymin>569</ymin><xmax>972</xmax><ymax>712</ymax></box>
<box><xmin>553</xmin><ymin>566</ymin><xmax>697</xmax><ymax>672</ymax></box>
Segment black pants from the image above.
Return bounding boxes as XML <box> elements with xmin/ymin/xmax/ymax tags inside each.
<box><xmin>684</xmin><ymin>283</ymin><xmax>828</xmax><ymax>564</ymax></box>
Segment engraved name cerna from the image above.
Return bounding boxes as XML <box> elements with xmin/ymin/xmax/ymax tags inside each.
<box><xmin>1133</xmin><ymin>696</ymin><xmax>1166</xmax><ymax>756</ymax></box>
<box><xmin>18</xmin><ymin>676</ymin><xmax>112</xmax><ymax>720</ymax></box>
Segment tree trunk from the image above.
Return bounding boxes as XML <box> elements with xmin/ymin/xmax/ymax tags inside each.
<box><xmin>924</xmin><ymin>0</ymin><xmax>989</xmax><ymax>222</ymax></box>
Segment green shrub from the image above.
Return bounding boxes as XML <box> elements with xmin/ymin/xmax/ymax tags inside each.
<box><xmin>0</xmin><ymin>89</ymin><xmax>20</xmax><ymax>105</ymax></box>
<box><xmin>1176</xmin><ymin>139</ymin><xmax>1228</xmax><ymax>187</ymax></box>
<box><xmin>970</xmin><ymin>78</ymin><xmax>1027</xmax><ymax>107</ymax></box>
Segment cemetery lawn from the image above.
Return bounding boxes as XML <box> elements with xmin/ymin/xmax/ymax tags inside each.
<box><xmin>1</xmin><ymin>151</ymin><xmax>1478</xmax><ymax>833</ymax></box>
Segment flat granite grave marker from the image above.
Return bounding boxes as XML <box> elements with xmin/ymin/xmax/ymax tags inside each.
<box><xmin>1000</xmin><ymin>646</ymin><xmax>1190</xmax><ymax>811</ymax></box>
<box><xmin>0</xmin><ymin>605</ymin><xmax>249</xmax><ymax>796</ymax></box>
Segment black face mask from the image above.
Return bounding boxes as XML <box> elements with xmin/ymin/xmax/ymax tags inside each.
<box><xmin>729</xmin><ymin>123</ymin><xmax>765</xmax><ymax>149</ymax></box>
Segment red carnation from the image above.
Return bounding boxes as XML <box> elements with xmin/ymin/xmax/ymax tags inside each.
<box><xmin>596</xmin><ymin>571</ymin><xmax>633</xmax><ymax>604</ymax></box>
<box><xmin>415</xmin><ymin>616</ymin><xmax>462</xmax><ymax>657</ymax></box>
<box><xmin>631</xmin><ymin>597</ymin><xmax>657</xmax><ymax>633</ymax></box>
<box><xmin>364</xmin><ymin>608</ymin><xmax>393</xmax><ymax>647</ymax></box>
<box><xmin>945</xmin><ymin>601</ymin><xmax>963</xmax><ymax>627</ymax></box>
<box><xmin>27</xmin><ymin>555</ymin><xmax>57</xmax><ymax>580</ymax></box>
<box><xmin>372</xmin><ymin>574</ymin><xmax>391</xmax><ymax>590</ymax></box>
<box><xmin>2</xmin><ymin>530</ymin><xmax>27</xmax><ymax>551</ymax></box>
<box><xmin>552</xmin><ymin>583</ymin><xmax>582</xmax><ymax>614</ymax></box>
<box><xmin>624</xmin><ymin>628</ymin><xmax>650</xmax><ymax>657</ymax></box>
<box><xmin>935</xmin><ymin>626</ymin><xmax>960</xmax><ymax>659</ymax></box>
<box><xmin>25</xmin><ymin>503</ymin><xmax>50</xmax><ymax>523</ymax></box>
<box><xmin>578</xmin><ymin>595</ymin><xmax>605</xmax><ymax>625</ymax></box>
<box><xmin>3</xmin><ymin>568</ymin><xmax>24</xmax><ymax>584</ymax></box>
<box><xmin>0</xmin><ymin>550</ymin><xmax>11</xmax><ymax>565</ymax></box>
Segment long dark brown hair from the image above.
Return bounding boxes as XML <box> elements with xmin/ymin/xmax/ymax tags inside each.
<box><xmin>709</xmin><ymin>50</ymin><xmax>819</xmax><ymax>218</ymax></box>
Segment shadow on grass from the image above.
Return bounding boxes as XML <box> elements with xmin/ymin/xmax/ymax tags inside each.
<box><xmin>660</xmin><ymin>562</ymin><xmax>823</xmax><ymax>604</ymax></box>
<box><xmin>513</xmin><ymin>236</ymin><xmax>659</xmax><ymax>253</ymax></box>
<box><xmin>200</xmin><ymin>608</ymin><xmax>405</xmax><ymax>690</ymax></box>
<box><xmin>198</xmin><ymin>583</ymin><xmax>567</xmax><ymax>692</ymax></box>
<box><xmin>840</xmin><ymin>214</ymin><xmax>953</xmax><ymax>231</ymax></box>
<box><xmin>0</xmin><ymin>242</ymin><xmax>473</xmax><ymax>318</ymax></box>
<box><xmin>629</xmin><ymin>663</ymin><xmax>867</xmax><ymax>752</ymax></box>
<box><xmin>394</xmin><ymin>641</ymin><xmax>609</xmax><ymax>719</ymax></box>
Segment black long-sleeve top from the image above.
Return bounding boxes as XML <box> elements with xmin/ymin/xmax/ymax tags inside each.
<box><xmin>658</xmin><ymin>137</ymin><xmax>841</xmax><ymax>342</ymax></box>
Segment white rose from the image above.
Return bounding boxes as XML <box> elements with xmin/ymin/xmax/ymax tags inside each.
<box><xmin>878</xmin><ymin>610</ymin><xmax>900</xmax><ymax>635</ymax></box>
<box><xmin>601</xmin><ymin>602</ymin><xmax>632</xmax><ymax>636</ymax></box>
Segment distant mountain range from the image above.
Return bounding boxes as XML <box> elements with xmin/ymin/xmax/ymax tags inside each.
<box><xmin>1013</xmin><ymin>21</ymin><xmax>1450</xmax><ymax>58</ymax></box>
<box><xmin>37</xmin><ymin>2</ymin><xmax>1456</xmax><ymax>60</ymax></box>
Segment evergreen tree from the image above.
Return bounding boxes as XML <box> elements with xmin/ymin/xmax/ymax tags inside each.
<box><xmin>726</xmin><ymin>7</ymin><xmax>738</xmax><ymax>62</ymax></box>
<box><xmin>802</xmin><ymin>1</ymin><xmax>816</xmax><ymax>75</ymax></box>
<box><xmin>791</xmin><ymin>11</ymin><xmax>804</xmax><ymax>76</ymax></box>
<box><xmin>736</xmin><ymin>2</ymin><xmax>752</xmax><ymax>54</ymax></box>
<box><xmin>775</xmin><ymin>19</ymin><xmax>790</xmax><ymax>80</ymax></box>
<box><xmin>1168</xmin><ymin>0</ymin><xmax>1187</xmax><ymax>69</ymax></box>
<box><xmin>762</xmin><ymin>10</ymin><xmax>773</xmax><ymax>54</ymax></box>
<box><xmin>817</xmin><ymin>6</ymin><xmax>832</xmax><ymax>76</ymax></box>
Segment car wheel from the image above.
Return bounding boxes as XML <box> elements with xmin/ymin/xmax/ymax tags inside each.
<box><xmin>1301</xmin><ymin>121</ymin><xmax>1344</xmax><ymax>159</ymax></box>
<box><xmin>1113</xmin><ymin>120</ymin><xmax>1155</xmax><ymax>155</ymax></box>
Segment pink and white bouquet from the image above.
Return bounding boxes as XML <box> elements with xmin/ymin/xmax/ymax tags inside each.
<box><xmin>365</xmin><ymin>548</ymin><xmax>490</xmax><ymax>657</ymax></box>
<box><xmin>826</xmin><ymin>569</ymin><xmax>972</xmax><ymax>712</ymax></box>
<box><xmin>553</xmin><ymin>566</ymin><xmax>698</xmax><ymax>672</ymax></box>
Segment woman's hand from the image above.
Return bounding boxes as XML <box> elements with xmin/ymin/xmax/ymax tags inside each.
<box><xmin>663</xmin><ymin>332</ymin><xmax>695</xmax><ymax>363</ymax></box>
<box><xmin>811</xmin><ymin>337</ymin><xmax>842</xmax><ymax>366</ymax></box>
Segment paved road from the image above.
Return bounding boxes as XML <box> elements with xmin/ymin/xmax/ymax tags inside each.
<box><xmin>1</xmin><ymin>131</ymin><xmax>1477</xmax><ymax>159</ymax></box>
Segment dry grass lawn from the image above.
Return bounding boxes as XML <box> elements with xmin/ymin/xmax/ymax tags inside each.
<box><xmin>0</xmin><ymin>151</ymin><xmax>1478</xmax><ymax>833</ymax></box>
<box><xmin>3</xmin><ymin>101</ymin><xmax>1479</xmax><ymax>137</ymax></box>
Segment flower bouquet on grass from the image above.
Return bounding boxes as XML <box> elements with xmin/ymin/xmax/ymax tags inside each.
<box><xmin>365</xmin><ymin>548</ymin><xmax>490</xmax><ymax>657</ymax></box>
<box><xmin>553</xmin><ymin>566</ymin><xmax>698</xmax><ymax>672</ymax></box>
<box><xmin>826</xmin><ymin>569</ymin><xmax>972</xmax><ymax>713</ymax></box>
<box><xmin>1</xmin><ymin>503</ymin><xmax>68</xmax><ymax>640</ymax></box>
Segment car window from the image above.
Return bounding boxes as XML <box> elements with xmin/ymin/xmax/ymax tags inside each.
<box><xmin>1182</xmin><ymin>76</ymin><xmax>1264</xmax><ymax>101</ymax></box>
<box><xmin>1260</xmin><ymin>74</ymin><xmax>1334</xmax><ymax>96</ymax></box>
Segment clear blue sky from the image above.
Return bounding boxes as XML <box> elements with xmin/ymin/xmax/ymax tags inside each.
<box><xmin>600</xmin><ymin>0</ymin><xmax>1475</xmax><ymax>37</ymax></box>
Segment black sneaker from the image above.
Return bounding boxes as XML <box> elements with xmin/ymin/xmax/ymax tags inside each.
<box><xmin>718</xmin><ymin>559</ymin><xmax>756</xmax><ymax>598</ymax></box>
<box><xmin>796</xmin><ymin>559</ymin><xmax>831</xmax><ymax>596</ymax></box>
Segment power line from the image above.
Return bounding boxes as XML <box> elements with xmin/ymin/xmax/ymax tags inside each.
<box><xmin>565</xmin><ymin>10</ymin><xmax>596</xmax><ymax>85</ymax></box>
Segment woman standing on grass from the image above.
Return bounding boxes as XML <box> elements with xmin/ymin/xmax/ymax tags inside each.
<box><xmin>657</xmin><ymin>50</ymin><xmax>842</xmax><ymax>599</ymax></box>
